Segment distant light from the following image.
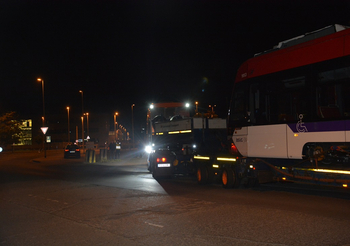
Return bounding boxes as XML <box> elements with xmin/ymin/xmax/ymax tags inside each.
<box><xmin>185</xmin><ymin>103</ymin><xmax>190</xmax><ymax>108</ymax></box>
<box><xmin>150</xmin><ymin>104</ymin><xmax>154</xmax><ymax>109</ymax></box>
<box><xmin>0</xmin><ymin>147</ymin><xmax>3</xmax><ymax>152</ymax></box>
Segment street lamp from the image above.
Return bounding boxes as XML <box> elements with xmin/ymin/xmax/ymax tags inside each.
<box><xmin>81</xmin><ymin>116</ymin><xmax>84</xmax><ymax>153</ymax></box>
<box><xmin>79</xmin><ymin>90</ymin><xmax>84</xmax><ymax>116</ymax></box>
<box><xmin>37</xmin><ymin>78</ymin><xmax>45</xmax><ymax>123</ymax></box>
<box><xmin>37</xmin><ymin>78</ymin><xmax>46</xmax><ymax>158</ymax></box>
<box><xmin>114</xmin><ymin>112</ymin><xmax>118</xmax><ymax>141</ymax></box>
<box><xmin>79</xmin><ymin>90</ymin><xmax>84</xmax><ymax>150</ymax></box>
<box><xmin>85</xmin><ymin>112</ymin><xmax>89</xmax><ymax>140</ymax></box>
<box><xmin>131</xmin><ymin>104</ymin><xmax>135</xmax><ymax>149</ymax></box>
<box><xmin>67</xmin><ymin>107</ymin><xmax>70</xmax><ymax>143</ymax></box>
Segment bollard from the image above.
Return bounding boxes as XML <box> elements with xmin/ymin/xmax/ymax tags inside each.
<box><xmin>90</xmin><ymin>149</ymin><xmax>96</xmax><ymax>163</ymax></box>
<box><xmin>100</xmin><ymin>148</ymin><xmax>107</xmax><ymax>162</ymax></box>
<box><xmin>85</xmin><ymin>149</ymin><xmax>96</xmax><ymax>163</ymax></box>
<box><xmin>85</xmin><ymin>149</ymin><xmax>90</xmax><ymax>162</ymax></box>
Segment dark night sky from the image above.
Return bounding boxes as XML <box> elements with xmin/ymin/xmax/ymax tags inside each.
<box><xmin>1</xmin><ymin>0</ymin><xmax>350</xmax><ymax>130</ymax></box>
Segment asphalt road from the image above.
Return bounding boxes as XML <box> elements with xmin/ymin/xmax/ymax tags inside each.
<box><xmin>1</xmin><ymin>150</ymin><xmax>350</xmax><ymax>246</ymax></box>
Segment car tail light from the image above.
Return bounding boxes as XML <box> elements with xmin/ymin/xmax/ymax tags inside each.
<box><xmin>156</xmin><ymin>157</ymin><xmax>166</xmax><ymax>163</ymax></box>
<box><xmin>65</xmin><ymin>149</ymin><xmax>69</xmax><ymax>152</ymax></box>
<box><xmin>76</xmin><ymin>149</ymin><xmax>80</xmax><ymax>151</ymax></box>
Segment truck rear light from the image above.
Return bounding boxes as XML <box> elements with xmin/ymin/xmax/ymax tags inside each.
<box><xmin>230</xmin><ymin>143</ymin><xmax>239</xmax><ymax>155</ymax></box>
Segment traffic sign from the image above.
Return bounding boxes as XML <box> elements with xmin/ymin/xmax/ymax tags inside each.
<box><xmin>41</xmin><ymin>127</ymin><xmax>48</xmax><ymax>134</ymax></box>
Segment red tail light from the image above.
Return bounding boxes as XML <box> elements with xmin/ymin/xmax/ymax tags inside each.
<box><xmin>230</xmin><ymin>143</ymin><xmax>238</xmax><ymax>155</ymax></box>
<box><xmin>65</xmin><ymin>149</ymin><xmax>69</xmax><ymax>152</ymax></box>
<box><xmin>156</xmin><ymin>157</ymin><xmax>167</xmax><ymax>162</ymax></box>
<box><xmin>76</xmin><ymin>149</ymin><xmax>80</xmax><ymax>151</ymax></box>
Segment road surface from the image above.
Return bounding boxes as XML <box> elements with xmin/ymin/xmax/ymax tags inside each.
<box><xmin>1</xmin><ymin>149</ymin><xmax>350</xmax><ymax>246</ymax></box>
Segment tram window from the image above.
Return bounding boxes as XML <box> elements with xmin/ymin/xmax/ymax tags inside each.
<box><xmin>230</xmin><ymin>85</ymin><xmax>249</xmax><ymax>124</ymax></box>
<box><xmin>318</xmin><ymin>66</ymin><xmax>350</xmax><ymax>84</ymax></box>
<box><xmin>291</xmin><ymin>90</ymin><xmax>309</xmax><ymax>120</ymax></box>
<box><xmin>342</xmin><ymin>83</ymin><xmax>350</xmax><ymax>118</ymax></box>
<box><xmin>249</xmin><ymin>84</ymin><xmax>269</xmax><ymax>125</ymax></box>
<box><xmin>263</xmin><ymin>75</ymin><xmax>308</xmax><ymax>123</ymax></box>
<box><xmin>317</xmin><ymin>65</ymin><xmax>350</xmax><ymax>119</ymax></box>
<box><xmin>317</xmin><ymin>84</ymin><xmax>341</xmax><ymax>119</ymax></box>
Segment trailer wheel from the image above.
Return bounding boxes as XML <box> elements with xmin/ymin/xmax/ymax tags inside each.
<box><xmin>197</xmin><ymin>166</ymin><xmax>208</xmax><ymax>184</ymax></box>
<box><xmin>222</xmin><ymin>168</ymin><xmax>236</xmax><ymax>189</ymax></box>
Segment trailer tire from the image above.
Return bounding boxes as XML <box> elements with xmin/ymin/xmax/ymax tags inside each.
<box><xmin>222</xmin><ymin>168</ymin><xmax>237</xmax><ymax>189</ymax></box>
<box><xmin>197</xmin><ymin>166</ymin><xmax>208</xmax><ymax>185</ymax></box>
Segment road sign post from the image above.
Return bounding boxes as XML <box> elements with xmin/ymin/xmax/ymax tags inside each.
<box><xmin>41</xmin><ymin>127</ymin><xmax>48</xmax><ymax>158</ymax></box>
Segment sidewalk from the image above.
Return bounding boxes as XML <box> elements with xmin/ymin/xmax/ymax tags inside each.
<box><xmin>8</xmin><ymin>149</ymin><xmax>148</xmax><ymax>166</ymax></box>
<box><xmin>85</xmin><ymin>149</ymin><xmax>148</xmax><ymax>166</ymax></box>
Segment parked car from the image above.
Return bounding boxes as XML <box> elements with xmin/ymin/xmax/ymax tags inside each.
<box><xmin>64</xmin><ymin>144</ymin><xmax>81</xmax><ymax>158</ymax></box>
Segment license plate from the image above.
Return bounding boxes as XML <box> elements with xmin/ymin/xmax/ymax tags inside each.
<box><xmin>157</xmin><ymin>163</ymin><xmax>171</xmax><ymax>167</ymax></box>
<box><xmin>70</xmin><ymin>151</ymin><xmax>75</xmax><ymax>153</ymax></box>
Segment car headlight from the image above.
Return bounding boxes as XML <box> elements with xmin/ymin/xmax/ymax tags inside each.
<box><xmin>145</xmin><ymin>145</ymin><xmax>153</xmax><ymax>153</ymax></box>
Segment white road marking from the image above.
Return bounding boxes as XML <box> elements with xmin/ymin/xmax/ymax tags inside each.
<box><xmin>145</xmin><ymin>222</ymin><xmax>164</xmax><ymax>228</ymax></box>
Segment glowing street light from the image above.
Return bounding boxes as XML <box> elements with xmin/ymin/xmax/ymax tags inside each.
<box><xmin>85</xmin><ymin>112</ymin><xmax>89</xmax><ymax>140</ymax></box>
<box><xmin>79</xmin><ymin>90</ymin><xmax>85</xmax><ymax>149</ymax></box>
<box><xmin>114</xmin><ymin>112</ymin><xmax>118</xmax><ymax>140</ymax></box>
<box><xmin>37</xmin><ymin>78</ymin><xmax>46</xmax><ymax>158</ymax></box>
<box><xmin>79</xmin><ymin>90</ymin><xmax>84</xmax><ymax>116</ymax></box>
<box><xmin>37</xmin><ymin>78</ymin><xmax>45</xmax><ymax>124</ymax></box>
<box><xmin>67</xmin><ymin>107</ymin><xmax>70</xmax><ymax>143</ymax></box>
<box><xmin>81</xmin><ymin>116</ymin><xmax>84</xmax><ymax>153</ymax></box>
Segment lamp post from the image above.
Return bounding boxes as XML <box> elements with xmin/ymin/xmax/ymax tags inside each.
<box><xmin>37</xmin><ymin>78</ymin><xmax>45</xmax><ymax>123</ymax></box>
<box><xmin>114</xmin><ymin>112</ymin><xmax>118</xmax><ymax>141</ymax></box>
<box><xmin>67</xmin><ymin>107</ymin><xmax>70</xmax><ymax>143</ymax></box>
<box><xmin>131</xmin><ymin>104</ymin><xmax>135</xmax><ymax>149</ymax></box>
<box><xmin>37</xmin><ymin>78</ymin><xmax>46</xmax><ymax>158</ymax></box>
<box><xmin>81</xmin><ymin>116</ymin><xmax>84</xmax><ymax>153</ymax></box>
<box><xmin>79</xmin><ymin>90</ymin><xmax>84</xmax><ymax>116</ymax></box>
<box><xmin>79</xmin><ymin>90</ymin><xmax>84</xmax><ymax>151</ymax></box>
<box><xmin>85</xmin><ymin>113</ymin><xmax>89</xmax><ymax>140</ymax></box>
